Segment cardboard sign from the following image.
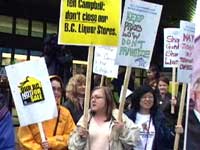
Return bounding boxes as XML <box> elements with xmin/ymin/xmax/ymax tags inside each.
<box><xmin>164</xmin><ymin>28</ymin><xmax>180</xmax><ymax>68</ymax></box>
<box><xmin>177</xmin><ymin>21</ymin><xmax>195</xmax><ymax>83</ymax></box>
<box><xmin>5</xmin><ymin>58</ymin><xmax>57</xmax><ymax>126</ymax></box>
<box><xmin>58</xmin><ymin>0</ymin><xmax>121</xmax><ymax>46</ymax></box>
<box><xmin>115</xmin><ymin>0</ymin><xmax>162</xmax><ymax>69</ymax></box>
<box><xmin>93</xmin><ymin>46</ymin><xmax>119</xmax><ymax>78</ymax></box>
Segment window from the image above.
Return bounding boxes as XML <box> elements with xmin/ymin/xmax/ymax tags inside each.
<box><xmin>0</xmin><ymin>15</ymin><xmax>13</xmax><ymax>33</ymax></box>
<box><xmin>47</xmin><ymin>23</ymin><xmax>57</xmax><ymax>34</ymax></box>
<box><xmin>1</xmin><ymin>48</ymin><xmax>12</xmax><ymax>65</ymax></box>
<box><xmin>32</xmin><ymin>21</ymin><xmax>43</xmax><ymax>37</ymax></box>
<box><xmin>16</xmin><ymin>18</ymin><xmax>28</xmax><ymax>36</ymax></box>
<box><xmin>30</xmin><ymin>50</ymin><xmax>42</xmax><ymax>60</ymax></box>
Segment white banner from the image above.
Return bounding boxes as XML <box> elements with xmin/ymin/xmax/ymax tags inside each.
<box><xmin>93</xmin><ymin>46</ymin><xmax>119</xmax><ymax>78</ymax></box>
<box><xmin>115</xmin><ymin>0</ymin><xmax>162</xmax><ymax>69</ymax></box>
<box><xmin>5</xmin><ymin>58</ymin><xmax>58</xmax><ymax>126</ymax></box>
<box><xmin>164</xmin><ymin>28</ymin><xmax>180</xmax><ymax>68</ymax></box>
<box><xmin>177</xmin><ymin>21</ymin><xmax>195</xmax><ymax>83</ymax></box>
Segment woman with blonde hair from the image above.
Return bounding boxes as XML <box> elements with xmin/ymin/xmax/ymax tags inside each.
<box><xmin>63</xmin><ymin>74</ymin><xmax>86</xmax><ymax>123</ymax></box>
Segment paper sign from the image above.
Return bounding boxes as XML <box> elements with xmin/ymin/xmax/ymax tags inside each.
<box><xmin>5</xmin><ymin>58</ymin><xmax>57</xmax><ymax>126</ymax></box>
<box><xmin>93</xmin><ymin>46</ymin><xmax>119</xmax><ymax>78</ymax></box>
<box><xmin>119</xmin><ymin>86</ymin><xmax>133</xmax><ymax>103</ymax></box>
<box><xmin>177</xmin><ymin>21</ymin><xmax>195</xmax><ymax>83</ymax></box>
<box><xmin>115</xmin><ymin>0</ymin><xmax>162</xmax><ymax>69</ymax></box>
<box><xmin>164</xmin><ymin>28</ymin><xmax>180</xmax><ymax>68</ymax></box>
<box><xmin>58</xmin><ymin>0</ymin><xmax>121</xmax><ymax>46</ymax></box>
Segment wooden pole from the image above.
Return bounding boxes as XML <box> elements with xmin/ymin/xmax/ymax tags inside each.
<box><xmin>83</xmin><ymin>46</ymin><xmax>94</xmax><ymax>129</ymax></box>
<box><xmin>173</xmin><ymin>83</ymin><xmax>187</xmax><ymax>150</ymax></box>
<box><xmin>38</xmin><ymin>122</ymin><xmax>48</xmax><ymax>150</ymax></box>
<box><xmin>171</xmin><ymin>67</ymin><xmax>176</xmax><ymax>114</ymax></box>
<box><xmin>100</xmin><ymin>75</ymin><xmax>104</xmax><ymax>87</ymax></box>
<box><xmin>117</xmin><ymin>66</ymin><xmax>131</xmax><ymax>122</ymax></box>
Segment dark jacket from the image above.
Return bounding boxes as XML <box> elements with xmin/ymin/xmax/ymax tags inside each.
<box><xmin>63</xmin><ymin>99</ymin><xmax>83</xmax><ymax>124</ymax></box>
<box><xmin>126</xmin><ymin>109</ymin><xmax>174</xmax><ymax>150</ymax></box>
<box><xmin>186</xmin><ymin>110</ymin><xmax>200</xmax><ymax>150</ymax></box>
<box><xmin>156</xmin><ymin>92</ymin><xmax>178</xmax><ymax>129</ymax></box>
<box><xmin>0</xmin><ymin>106</ymin><xmax>15</xmax><ymax>150</ymax></box>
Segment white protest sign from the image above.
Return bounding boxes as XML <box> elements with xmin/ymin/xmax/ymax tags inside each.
<box><xmin>164</xmin><ymin>28</ymin><xmax>180</xmax><ymax>68</ymax></box>
<box><xmin>5</xmin><ymin>58</ymin><xmax>58</xmax><ymax>126</ymax></box>
<box><xmin>177</xmin><ymin>21</ymin><xmax>195</xmax><ymax>83</ymax></box>
<box><xmin>115</xmin><ymin>0</ymin><xmax>162</xmax><ymax>69</ymax></box>
<box><xmin>119</xmin><ymin>86</ymin><xmax>133</xmax><ymax>103</ymax></box>
<box><xmin>93</xmin><ymin>46</ymin><xmax>119</xmax><ymax>78</ymax></box>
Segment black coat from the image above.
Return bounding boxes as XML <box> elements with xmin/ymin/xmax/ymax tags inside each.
<box><xmin>186</xmin><ymin>110</ymin><xmax>200</xmax><ymax>150</ymax></box>
<box><xmin>63</xmin><ymin>99</ymin><xmax>83</xmax><ymax>124</ymax></box>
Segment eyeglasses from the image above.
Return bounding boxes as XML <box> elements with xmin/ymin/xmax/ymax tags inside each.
<box><xmin>91</xmin><ymin>96</ymin><xmax>104</xmax><ymax>100</ymax></box>
<box><xmin>141</xmin><ymin>96</ymin><xmax>154</xmax><ymax>100</ymax></box>
<box><xmin>52</xmin><ymin>87</ymin><xmax>62</xmax><ymax>92</ymax></box>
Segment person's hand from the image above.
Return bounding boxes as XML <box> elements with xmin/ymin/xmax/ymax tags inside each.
<box><xmin>171</xmin><ymin>96</ymin><xmax>177</xmax><ymax>106</ymax></box>
<box><xmin>77</xmin><ymin>126</ymin><xmax>88</xmax><ymax>139</ymax></box>
<box><xmin>41</xmin><ymin>140</ymin><xmax>49</xmax><ymax>150</ymax></box>
<box><xmin>175</xmin><ymin>125</ymin><xmax>184</xmax><ymax>134</ymax></box>
<box><xmin>113</xmin><ymin>120</ymin><xmax>124</xmax><ymax>132</ymax></box>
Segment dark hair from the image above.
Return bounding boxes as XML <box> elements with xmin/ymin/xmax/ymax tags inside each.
<box><xmin>158</xmin><ymin>76</ymin><xmax>169</xmax><ymax>85</ymax></box>
<box><xmin>131</xmin><ymin>85</ymin><xmax>157</xmax><ymax>116</ymax></box>
<box><xmin>149</xmin><ymin>64</ymin><xmax>160</xmax><ymax>79</ymax></box>
<box><xmin>49</xmin><ymin>75</ymin><xmax>64</xmax><ymax>96</ymax></box>
<box><xmin>91</xmin><ymin>86</ymin><xmax>116</xmax><ymax>121</ymax></box>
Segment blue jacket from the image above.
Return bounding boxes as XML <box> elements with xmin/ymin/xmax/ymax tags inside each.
<box><xmin>0</xmin><ymin>106</ymin><xmax>15</xmax><ymax>150</ymax></box>
<box><xmin>126</xmin><ymin>109</ymin><xmax>175</xmax><ymax>150</ymax></box>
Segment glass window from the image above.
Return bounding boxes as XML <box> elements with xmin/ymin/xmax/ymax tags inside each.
<box><xmin>1</xmin><ymin>48</ymin><xmax>12</xmax><ymax>65</ymax></box>
<box><xmin>46</xmin><ymin>23</ymin><xmax>57</xmax><ymax>34</ymax></box>
<box><xmin>30</xmin><ymin>50</ymin><xmax>42</xmax><ymax>60</ymax></box>
<box><xmin>16</xmin><ymin>18</ymin><xmax>28</xmax><ymax>36</ymax></box>
<box><xmin>31</xmin><ymin>21</ymin><xmax>43</xmax><ymax>37</ymax></box>
<box><xmin>0</xmin><ymin>15</ymin><xmax>12</xmax><ymax>33</ymax></box>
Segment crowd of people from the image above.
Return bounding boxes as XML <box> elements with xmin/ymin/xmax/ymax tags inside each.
<box><xmin>1</xmin><ymin>64</ymin><xmax>186</xmax><ymax>150</ymax></box>
<box><xmin>0</xmin><ymin>34</ymin><xmax>191</xmax><ymax>150</ymax></box>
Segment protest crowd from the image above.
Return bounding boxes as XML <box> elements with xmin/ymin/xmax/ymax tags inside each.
<box><xmin>1</xmin><ymin>0</ymin><xmax>200</xmax><ymax>150</ymax></box>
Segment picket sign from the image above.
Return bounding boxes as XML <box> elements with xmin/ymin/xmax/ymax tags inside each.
<box><xmin>173</xmin><ymin>83</ymin><xmax>187</xmax><ymax>150</ymax></box>
<box><xmin>117</xmin><ymin>66</ymin><xmax>132</xmax><ymax>121</ymax></box>
<box><xmin>83</xmin><ymin>47</ymin><xmax>94</xmax><ymax>129</ymax></box>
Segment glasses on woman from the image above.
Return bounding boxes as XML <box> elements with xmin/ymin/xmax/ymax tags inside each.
<box><xmin>52</xmin><ymin>86</ymin><xmax>62</xmax><ymax>93</ymax></box>
<box><xmin>141</xmin><ymin>96</ymin><xmax>154</xmax><ymax>100</ymax></box>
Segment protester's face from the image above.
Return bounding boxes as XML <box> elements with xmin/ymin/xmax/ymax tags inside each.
<box><xmin>158</xmin><ymin>80</ymin><xmax>168</xmax><ymax>95</ymax></box>
<box><xmin>140</xmin><ymin>92</ymin><xmax>154</xmax><ymax>111</ymax></box>
<box><xmin>51</xmin><ymin>80</ymin><xmax>62</xmax><ymax>105</ymax></box>
<box><xmin>90</xmin><ymin>89</ymin><xmax>106</xmax><ymax>113</ymax></box>
<box><xmin>147</xmin><ymin>70</ymin><xmax>156</xmax><ymax>80</ymax></box>
<box><xmin>76</xmin><ymin>83</ymin><xmax>85</xmax><ymax>97</ymax></box>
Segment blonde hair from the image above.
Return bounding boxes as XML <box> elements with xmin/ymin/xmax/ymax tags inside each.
<box><xmin>65</xmin><ymin>74</ymin><xmax>86</xmax><ymax>105</ymax></box>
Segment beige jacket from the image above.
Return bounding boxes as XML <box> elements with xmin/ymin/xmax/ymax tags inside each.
<box><xmin>68</xmin><ymin>109</ymin><xmax>140</xmax><ymax>150</ymax></box>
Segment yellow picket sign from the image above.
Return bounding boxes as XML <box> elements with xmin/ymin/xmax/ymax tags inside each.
<box><xmin>58</xmin><ymin>0</ymin><xmax>121</xmax><ymax>46</ymax></box>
